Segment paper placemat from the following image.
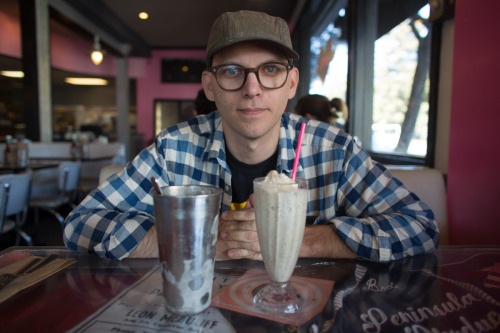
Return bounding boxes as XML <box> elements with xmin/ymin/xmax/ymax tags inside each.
<box><xmin>0</xmin><ymin>255</ymin><xmax>77</xmax><ymax>303</ymax></box>
<box><xmin>69</xmin><ymin>264</ymin><xmax>236</xmax><ymax>333</ymax></box>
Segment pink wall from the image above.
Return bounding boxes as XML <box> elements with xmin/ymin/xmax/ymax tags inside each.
<box><xmin>0</xmin><ymin>11</ymin><xmax>21</xmax><ymax>58</ymax></box>
<box><xmin>50</xmin><ymin>19</ymin><xmax>119</xmax><ymax>77</ymax></box>
<box><xmin>0</xmin><ymin>11</ymin><xmax>146</xmax><ymax>78</ymax></box>
<box><xmin>136</xmin><ymin>49</ymin><xmax>205</xmax><ymax>145</ymax></box>
<box><xmin>447</xmin><ymin>0</ymin><xmax>500</xmax><ymax>244</ymax></box>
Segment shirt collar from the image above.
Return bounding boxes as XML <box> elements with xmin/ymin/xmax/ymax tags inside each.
<box><xmin>202</xmin><ymin>112</ymin><xmax>228</xmax><ymax>167</ymax></box>
<box><xmin>205</xmin><ymin>111</ymin><xmax>304</xmax><ymax>175</ymax></box>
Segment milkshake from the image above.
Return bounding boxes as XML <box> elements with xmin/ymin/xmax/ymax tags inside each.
<box><xmin>253</xmin><ymin>170</ymin><xmax>308</xmax><ymax>314</ymax></box>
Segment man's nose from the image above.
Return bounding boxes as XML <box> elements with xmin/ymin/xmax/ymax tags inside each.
<box><xmin>242</xmin><ymin>72</ymin><xmax>262</xmax><ymax>96</ymax></box>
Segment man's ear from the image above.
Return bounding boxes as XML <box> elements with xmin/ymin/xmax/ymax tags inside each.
<box><xmin>287</xmin><ymin>67</ymin><xmax>299</xmax><ymax>100</ymax></box>
<box><xmin>202</xmin><ymin>71</ymin><xmax>216</xmax><ymax>101</ymax></box>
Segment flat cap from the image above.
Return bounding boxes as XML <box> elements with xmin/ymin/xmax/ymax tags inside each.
<box><xmin>206</xmin><ymin>10</ymin><xmax>299</xmax><ymax>67</ymax></box>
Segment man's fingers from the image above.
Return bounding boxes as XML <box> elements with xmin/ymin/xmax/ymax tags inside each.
<box><xmin>215</xmin><ymin>241</ymin><xmax>261</xmax><ymax>261</ymax></box>
<box><xmin>247</xmin><ymin>194</ymin><xmax>255</xmax><ymax>208</ymax></box>
<box><xmin>221</xmin><ymin>229</ymin><xmax>258</xmax><ymax>242</ymax></box>
<box><xmin>216</xmin><ymin>205</ymin><xmax>260</xmax><ymax>261</ymax></box>
<box><xmin>220</xmin><ymin>220</ymin><xmax>256</xmax><ymax>233</ymax></box>
<box><xmin>228</xmin><ymin>248</ymin><xmax>262</xmax><ymax>261</ymax></box>
<box><xmin>220</xmin><ymin>240</ymin><xmax>259</xmax><ymax>251</ymax></box>
<box><xmin>221</xmin><ymin>207</ymin><xmax>255</xmax><ymax>222</ymax></box>
<box><xmin>216</xmin><ymin>234</ymin><xmax>261</xmax><ymax>257</ymax></box>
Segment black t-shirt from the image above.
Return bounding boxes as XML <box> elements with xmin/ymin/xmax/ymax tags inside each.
<box><xmin>226</xmin><ymin>145</ymin><xmax>278</xmax><ymax>210</ymax></box>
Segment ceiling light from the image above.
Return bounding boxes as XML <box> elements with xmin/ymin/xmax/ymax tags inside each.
<box><xmin>90</xmin><ymin>35</ymin><xmax>104</xmax><ymax>65</ymax></box>
<box><xmin>139</xmin><ymin>12</ymin><xmax>149</xmax><ymax>20</ymax></box>
<box><xmin>1</xmin><ymin>70</ymin><xmax>24</xmax><ymax>78</ymax></box>
<box><xmin>65</xmin><ymin>77</ymin><xmax>108</xmax><ymax>85</ymax></box>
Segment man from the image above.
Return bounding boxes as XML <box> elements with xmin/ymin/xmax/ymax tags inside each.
<box><xmin>63</xmin><ymin>10</ymin><xmax>439</xmax><ymax>262</ymax></box>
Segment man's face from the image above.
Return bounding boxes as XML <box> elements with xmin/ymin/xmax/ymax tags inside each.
<box><xmin>202</xmin><ymin>42</ymin><xmax>299</xmax><ymax>145</ymax></box>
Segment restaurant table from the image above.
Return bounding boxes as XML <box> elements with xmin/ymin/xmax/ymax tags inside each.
<box><xmin>30</xmin><ymin>156</ymin><xmax>118</xmax><ymax>162</ymax></box>
<box><xmin>0</xmin><ymin>245</ymin><xmax>499</xmax><ymax>332</ymax></box>
<box><xmin>0</xmin><ymin>161</ymin><xmax>60</xmax><ymax>174</ymax></box>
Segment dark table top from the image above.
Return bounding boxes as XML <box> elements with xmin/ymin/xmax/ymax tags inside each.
<box><xmin>0</xmin><ymin>245</ymin><xmax>499</xmax><ymax>332</ymax></box>
<box><xmin>30</xmin><ymin>156</ymin><xmax>117</xmax><ymax>162</ymax></box>
<box><xmin>0</xmin><ymin>161</ymin><xmax>60</xmax><ymax>174</ymax></box>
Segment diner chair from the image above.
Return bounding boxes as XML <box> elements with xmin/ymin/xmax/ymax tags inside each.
<box><xmin>390</xmin><ymin>167</ymin><xmax>449</xmax><ymax>245</ymax></box>
<box><xmin>30</xmin><ymin>161</ymin><xmax>81</xmax><ymax>226</ymax></box>
<box><xmin>98</xmin><ymin>164</ymin><xmax>125</xmax><ymax>184</ymax></box>
<box><xmin>0</xmin><ymin>183</ymin><xmax>9</xmax><ymax>238</ymax></box>
<box><xmin>0</xmin><ymin>171</ymin><xmax>34</xmax><ymax>245</ymax></box>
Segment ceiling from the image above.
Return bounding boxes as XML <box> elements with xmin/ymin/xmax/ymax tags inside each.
<box><xmin>0</xmin><ymin>0</ymin><xmax>307</xmax><ymax>86</ymax></box>
<box><xmin>100</xmin><ymin>0</ymin><xmax>307</xmax><ymax>51</ymax></box>
<box><xmin>0</xmin><ymin>0</ymin><xmax>306</xmax><ymax>53</ymax></box>
<box><xmin>48</xmin><ymin>0</ymin><xmax>308</xmax><ymax>58</ymax></box>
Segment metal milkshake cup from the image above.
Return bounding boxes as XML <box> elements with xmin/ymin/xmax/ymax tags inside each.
<box><xmin>153</xmin><ymin>185</ymin><xmax>223</xmax><ymax>315</ymax></box>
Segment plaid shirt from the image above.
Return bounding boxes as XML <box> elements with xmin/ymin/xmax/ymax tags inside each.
<box><xmin>63</xmin><ymin>112</ymin><xmax>439</xmax><ymax>262</ymax></box>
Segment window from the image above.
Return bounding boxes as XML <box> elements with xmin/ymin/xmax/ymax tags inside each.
<box><xmin>372</xmin><ymin>4</ymin><xmax>431</xmax><ymax>158</ymax></box>
<box><xmin>307</xmin><ymin>1</ymin><xmax>349</xmax><ymax>127</ymax></box>
<box><xmin>309</xmin><ymin>8</ymin><xmax>349</xmax><ymax>124</ymax></box>
<box><xmin>298</xmin><ymin>0</ymin><xmax>437</xmax><ymax>166</ymax></box>
<box><xmin>348</xmin><ymin>0</ymin><xmax>434</xmax><ymax>165</ymax></box>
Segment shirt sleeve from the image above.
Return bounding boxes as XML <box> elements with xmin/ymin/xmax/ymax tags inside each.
<box><xmin>63</xmin><ymin>145</ymin><xmax>163</xmax><ymax>259</ymax></box>
<box><xmin>327</xmin><ymin>140</ymin><xmax>440</xmax><ymax>262</ymax></box>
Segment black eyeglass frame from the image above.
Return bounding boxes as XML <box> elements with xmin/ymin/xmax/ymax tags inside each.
<box><xmin>207</xmin><ymin>62</ymin><xmax>294</xmax><ymax>91</ymax></box>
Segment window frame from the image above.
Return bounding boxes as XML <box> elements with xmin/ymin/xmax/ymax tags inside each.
<box><xmin>294</xmin><ymin>0</ymin><xmax>442</xmax><ymax>167</ymax></box>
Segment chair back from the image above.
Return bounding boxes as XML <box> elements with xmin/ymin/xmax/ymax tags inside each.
<box><xmin>99</xmin><ymin>164</ymin><xmax>125</xmax><ymax>184</ymax></box>
<box><xmin>0</xmin><ymin>183</ymin><xmax>8</xmax><ymax>232</ymax></box>
<box><xmin>58</xmin><ymin>161</ymin><xmax>81</xmax><ymax>204</ymax></box>
<box><xmin>390</xmin><ymin>167</ymin><xmax>449</xmax><ymax>245</ymax></box>
<box><xmin>58</xmin><ymin>161</ymin><xmax>81</xmax><ymax>192</ymax></box>
<box><xmin>0</xmin><ymin>171</ymin><xmax>32</xmax><ymax>217</ymax></box>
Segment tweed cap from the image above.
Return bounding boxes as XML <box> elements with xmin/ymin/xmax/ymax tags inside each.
<box><xmin>205</xmin><ymin>10</ymin><xmax>299</xmax><ymax>67</ymax></box>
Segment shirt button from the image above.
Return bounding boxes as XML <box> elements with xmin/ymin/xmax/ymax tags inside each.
<box><xmin>225</xmin><ymin>184</ymin><xmax>230</xmax><ymax>192</ymax></box>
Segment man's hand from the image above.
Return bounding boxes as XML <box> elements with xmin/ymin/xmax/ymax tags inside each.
<box><xmin>129</xmin><ymin>225</ymin><xmax>159</xmax><ymax>258</ymax></box>
<box><xmin>216</xmin><ymin>194</ymin><xmax>262</xmax><ymax>261</ymax></box>
<box><xmin>300</xmin><ymin>224</ymin><xmax>358</xmax><ymax>259</ymax></box>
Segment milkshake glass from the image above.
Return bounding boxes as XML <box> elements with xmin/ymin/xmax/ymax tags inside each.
<box><xmin>253</xmin><ymin>171</ymin><xmax>308</xmax><ymax>314</ymax></box>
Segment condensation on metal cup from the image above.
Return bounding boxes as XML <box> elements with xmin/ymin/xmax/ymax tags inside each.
<box><xmin>153</xmin><ymin>185</ymin><xmax>223</xmax><ymax>315</ymax></box>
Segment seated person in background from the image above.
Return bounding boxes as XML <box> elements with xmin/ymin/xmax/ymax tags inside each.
<box><xmin>194</xmin><ymin>89</ymin><xmax>217</xmax><ymax>115</ymax></box>
<box><xmin>330</xmin><ymin>97</ymin><xmax>349</xmax><ymax>122</ymax></box>
<box><xmin>295</xmin><ymin>95</ymin><xmax>347</xmax><ymax>129</ymax></box>
<box><xmin>178</xmin><ymin>105</ymin><xmax>197</xmax><ymax>122</ymax></box>
<box><xmin>63</xmin><ymin>10</ymin><xmax>439</xmax><ymax>262</ymax></box>
<box><xmin>295</xmin><ymin>94</ymin><xmax>336</xmax><ymax>124</ymax></box>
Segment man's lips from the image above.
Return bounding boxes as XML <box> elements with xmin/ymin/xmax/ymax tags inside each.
<box><xmin>237</xmin><ymin>107</ymin><xmax>267</xmax><ymax>115</ymax></box>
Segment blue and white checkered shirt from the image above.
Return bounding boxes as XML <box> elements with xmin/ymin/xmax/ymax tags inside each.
<box><xmin>63</xmin><ymin>111</ymin><xmax>439</xmax><ymax>262</ymax></box>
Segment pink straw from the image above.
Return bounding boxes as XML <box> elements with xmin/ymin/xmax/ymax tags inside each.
<box><xmin>291</xmin><ymin>123</ymin><xmax>306</xmax><ymax>180</ymax></box>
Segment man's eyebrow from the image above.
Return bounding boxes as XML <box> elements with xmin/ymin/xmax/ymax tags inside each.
<box><xmin>212</xmin><ymin>60</ymin><xmax>288</xmax><ymax>68</ymax></box>
<box><xmin>212</xmin><ymin>62</ymin><xmax>241</xmax><ymax>67</ymax></box>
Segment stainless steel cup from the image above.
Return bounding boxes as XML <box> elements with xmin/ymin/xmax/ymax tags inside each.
<box><xmin>153</xmin><ymin>185</ymin><xmax>223</xmax><ymax>315</ymax></box>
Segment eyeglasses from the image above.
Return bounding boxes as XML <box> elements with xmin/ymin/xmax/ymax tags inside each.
<box><xmin>208</xmin><ymin>62</ymin><xmax>293</xmax><ymax>91</ymax></box>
